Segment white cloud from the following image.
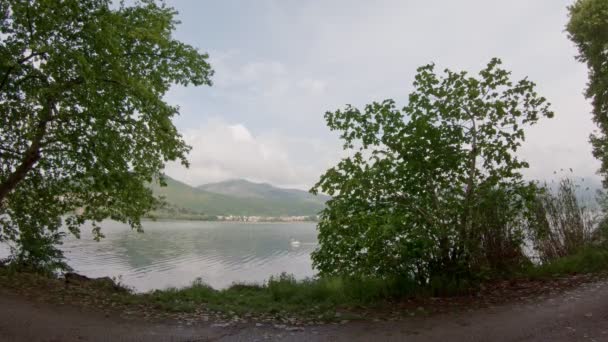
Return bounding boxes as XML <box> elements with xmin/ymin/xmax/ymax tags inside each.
<box><xmin>166</xmin><ymin>0</ymin><xmax>603</xmax><ymax>188</ymax></box>
<box><xmin>297</xmin><ymin>79</ymin><xmax>327</xmax><ymax>94</ymax></box>
<box><xmin>205</xmin><ymin>52</ymin><xmax>331</xmax><ymax>108</ymax></box>
<box><xmin>164</xmin><ymin>119</ymin><xmax>340</xmax><ymax>189</ymax></box>
<box><xmin>212</xmin><ymin>57</ymin><xmax>288</xmax><ymax>91</ymax></box>
<box><xmin>229</xmin><ymin>124</ymin><xmax>254</xmax><ymax>142</ymax></box>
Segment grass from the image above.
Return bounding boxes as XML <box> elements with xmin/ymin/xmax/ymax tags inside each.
<box><xmin>524</xmin><ymin>246</ymin><xmax>608</xmax><ymax>279</ymax></box>
<box><xmin>141</xmin><ymin>273</ymin><xmax>421</xmax><ymax>319</ymax></box>
<box><xmin>2</xmin><ymin>247</ymin><xmax>608</xmax><ymax>323</ymax></box>
<box><xmin>140</xmin><ymin>247</ymin><xmax>608</xmax><ymax>319</ymax></box>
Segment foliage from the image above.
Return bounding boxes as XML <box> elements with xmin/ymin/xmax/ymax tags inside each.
<box><xmin>530</xmin><ymin>177</ymin><xmax>599</xmax><ymax>263</ymax></box>
<box><xmin>567</xmin><ymin>0</ymin><xmax>608</xmax><ymax>185</ymax></box>
<box><xmin>0</xmin><ymin>0</ymin><xmax>212</xmax><ymax>270</ymax></box>
<box><xmin>2</xmin><ymin>228</ymin><xmax>70</xmax><ymax>276</ymax></box>
<box><xmin>311</xmin><ymin>59</ymin><xmax>553</xmax><ymax>283</ymax></box>
<box><xmin>146</xmin><ymin>273</ymin><xmax>427</xmax><ymax>317</ymax></box>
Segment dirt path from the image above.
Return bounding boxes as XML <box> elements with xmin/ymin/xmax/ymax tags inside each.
<box><xmin>1</xmin><ymin>278</ymin><xmax>608</xmax><ymax>342</ymax></box>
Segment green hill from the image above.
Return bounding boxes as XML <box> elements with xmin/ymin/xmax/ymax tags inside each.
<box><xmin>199</xmin><ymin>179</ymin><xmax>329</xmax><ymax>202</ymax></box>
<box><xmin>149</xmin><ymin>176</ymin><xmax>328</xmax><ymax>218</ymax></box>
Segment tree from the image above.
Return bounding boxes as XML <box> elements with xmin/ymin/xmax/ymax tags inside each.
<box><xmin>0</xmin><ymin>0</ymin><xmax>212</xmax><ymax>270</ymax></box>
<box><xmin>567</xmin><ymin>0</ymin><xmax>608</xmax><ymax>186</ymax></box>
<box><xmin>311</xmin><ymin>59</ymin><xmax>553</xmax><ymax>284</ymax></box>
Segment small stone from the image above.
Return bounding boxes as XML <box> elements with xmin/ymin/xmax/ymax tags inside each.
<box><xmin>286</xmin><ymin>327</ymin><xmax>304</xmax><ymax>332</ymax></box>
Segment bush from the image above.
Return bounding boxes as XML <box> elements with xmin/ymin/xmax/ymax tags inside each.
<box><xmin>143</xmin><ymin>271</ymin><xmax>481</xmax><ymax>318</ymax></box>
<box><xmin>526</xmin><ymin>247</ymin><xmax>608</xmax><ymax>278</ymax></box>
<box><xmin>530</xmin><ymin>178</ymin><xmax>598</xmax><ymax>263</ymax></box>
<box><xmin>311</xmin><ymin>59</ymin><xmax>553</xmax><ymax>285</ymax></box>
<box><xmin>467</xmin><ymin>184</ymin><xmax>536</xmax><ymax>276</ymax></box>
<box><xmin>3</xmin><ymin>228</ymin><xmax>70</xmax><ymax>276</ymax></box>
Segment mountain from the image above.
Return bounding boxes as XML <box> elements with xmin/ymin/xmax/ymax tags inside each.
<box><xmin>149</xmin><ymin>176</ymin><xmax>328</xmax><ymax>218</ymax></box>
<box><xmin>199</xmin><ymin>179</ymin><xmax>329</xmax><ymax>202</ymax></box>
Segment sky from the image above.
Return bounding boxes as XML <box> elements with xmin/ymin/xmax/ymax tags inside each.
<box><xmin>161</xmin><ymin>0</ymin><xmax>599</xmax><ymax>190</ymax></box>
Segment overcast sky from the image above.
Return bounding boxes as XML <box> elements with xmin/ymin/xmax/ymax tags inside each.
<box><xmin>161</xmin><ymin>0</ymin><xmax>599</xmax><ymax>189</ymax></box>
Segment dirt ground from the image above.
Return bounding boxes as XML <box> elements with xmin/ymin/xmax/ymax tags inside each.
<box><xmin>1</xmin><ymin>276</ymin><xmax>608</xmax><ymax>341</ymax></box>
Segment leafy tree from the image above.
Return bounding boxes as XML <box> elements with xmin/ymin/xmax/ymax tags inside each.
<box><xmin>311</xmin><ymin>59</ymin><xmax>553</xmax><ymax>284</ymax></box>
<box><xmin>567</xmin><ymin>0</ymin><xmax>608</xmax><ymax>185</ymax></box>
<box><xmin>0</xmin><ymin>0</ymin><xmax>212</xmax><ymax>270</ymax></box>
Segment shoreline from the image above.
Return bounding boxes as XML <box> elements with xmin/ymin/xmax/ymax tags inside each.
<box><xmin>142</xmin><ymin>216</ymin><xmax>319</xmax><ymax>223</ymax></box>
<box><xmin>1</xmin><ymin>268</ymin><xmax>607</xmax><ymax>341</ymax></box>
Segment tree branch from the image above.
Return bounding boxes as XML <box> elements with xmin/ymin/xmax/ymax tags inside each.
<box><xmin>0</xmin><ymin>146</ymin><xmax>22</xmax><ymax>159</ymax></box>
<box><xmin>0</xmin><ymin>99</ymin><xmax>54</xmax><ymax>201</ymax></box>
<box><xmin>0</xmin><ymin>52</ymin><xmax>48</xmax><ymax>92</ymax></box>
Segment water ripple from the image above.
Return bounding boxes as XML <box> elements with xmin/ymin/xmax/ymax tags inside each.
<box><xmin>51</xmin><ymin>221</ymin><xmax>318</xmax><ymax>292</ymax></box>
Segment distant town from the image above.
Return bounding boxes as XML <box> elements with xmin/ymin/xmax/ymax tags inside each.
<box><xmin>215</xmin><ymin>215</ymin><xmax>319</xmax><ymax>222</ymax></box>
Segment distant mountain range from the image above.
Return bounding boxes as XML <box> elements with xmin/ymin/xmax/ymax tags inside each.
<box><xmin>149</xmin><ymin>176</ymin><xmax>329</xmax><ymax>219</ymax></box>
<box><xmin>148</xmin><ymin>175</ymin><xmax>603</xmax><ymax>221</ymax></box>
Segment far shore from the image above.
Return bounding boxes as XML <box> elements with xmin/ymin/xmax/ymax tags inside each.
<box><xmin>142</xmin><ymin>216</ymin><xmax>319</xmax><ymax>223</ymax></box>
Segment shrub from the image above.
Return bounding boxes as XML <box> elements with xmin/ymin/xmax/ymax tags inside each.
<box><xmin>311</xmin><ymin>59</ymin><xmax>553</xmax><ymax>284</ymax></box>
<box><xmin>531</xmin><ymin>178</ymin><xmax>598</xmax><ymax>263</ymax></box>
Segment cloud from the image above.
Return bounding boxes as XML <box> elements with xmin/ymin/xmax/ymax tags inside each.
<box><xmin>209</xmin><ymin>54</ymin><xmax>329</xmax><ymax>101</ymax></box>
<box><xmin>297</xmin><ymin>79</ymin><xmax>327</xmax><ymax>94</ymax></box>
<box><xmin>212</xmin><ymin>56</ymin><xmax>288</xmax><ymax>91</ymax></box>
<box><xmin>165</xmin><ymin>0</ymin><xmax>602</xmax><ymax>189</ymax></box>
<box><xmin>164</xmin><ymin>119</ymin><xmax>341</xmax><ymax>189</ymax></box>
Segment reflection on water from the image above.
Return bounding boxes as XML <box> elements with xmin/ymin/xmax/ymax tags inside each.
<box><xmin>5</xmin><ymin>221</ymin><xmax>318</xmax><ymax>292</ymax></box>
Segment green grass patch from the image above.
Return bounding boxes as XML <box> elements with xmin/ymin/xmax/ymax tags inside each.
<box><xmin>140</xmin><ymin>273</ymin><xmax>423</xmax><ymax>318</ymax></box>
<box><xmin>524</xmin><ymin>247</ymin><xmax>608</xmax><ymax>279</ymax></box>
<box><xmin>142</xmin><ymin>248</ymin><xmax>608</xmax><ymax>318</ymax></box>
<box><xmin>3</xmin><ymin>247</ymin><xmax>608</xmax><ymax>322</ymax></box>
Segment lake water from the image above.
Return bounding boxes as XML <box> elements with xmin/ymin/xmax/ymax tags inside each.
<box><xmin>3</xmin><ymin>221</ymin><xmax>319</xmax><ymax>292</ymax></box>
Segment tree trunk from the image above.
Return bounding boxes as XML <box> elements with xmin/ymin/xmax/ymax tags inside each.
<box><xmin>0</xmin><ymin>104</ymin><xmax>52</xmax><ymax>203</ymax></box>
<box><xmin>459</xmin><ymin>116</ymin><xmax>478</xmax><ymax>265</ymax></box>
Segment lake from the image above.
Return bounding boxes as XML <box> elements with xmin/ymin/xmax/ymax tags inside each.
<box><xmin>3</xmin><ymin>221</ymin><xmax>319</xmax><ymax>292</ymax></box>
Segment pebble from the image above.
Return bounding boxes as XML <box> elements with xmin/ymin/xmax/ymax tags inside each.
<box><xmin>286</xmin><ymin>327</ymin><xmax>304</xmax><ymax>332</ymax></box>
